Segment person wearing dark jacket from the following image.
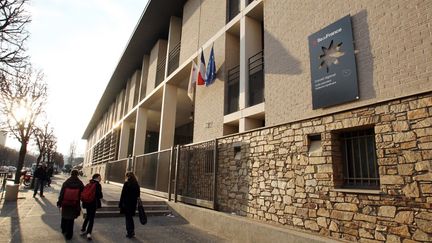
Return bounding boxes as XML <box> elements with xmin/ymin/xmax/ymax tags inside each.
<box><xmin>119</xmin><ymin>171</ymin><xmax>140</xmax><ymax>238</ymax></box>
<box><xmin>57</xmin><ymin>170</ymin><xmax>84</xmax><ymax>240</ymax></box>
<box><xmin>46</xmin><ymin>166</ymin><xmax>54</xmax><ymax>187</ymax></box>
<box><xmin>80</xmin><ymin>173</ymin><xmax>103</xmax><ymax>241</ymax></box>
<box><xmin>33</xmin><ymin>164</ymin><xmax>47</xmax><ymax>197</ymax></box>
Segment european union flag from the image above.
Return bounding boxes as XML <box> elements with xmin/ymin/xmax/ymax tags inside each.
<box><xmin>205</xmin><ymin>45</ymin><xmax>216</xmax><ymax>86</ymax></box>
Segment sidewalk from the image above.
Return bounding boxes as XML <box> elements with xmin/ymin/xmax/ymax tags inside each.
<box><xmin>0</xmin><ymin>175</ymin><xmax>228</xmax><ymax>243</ymax></box>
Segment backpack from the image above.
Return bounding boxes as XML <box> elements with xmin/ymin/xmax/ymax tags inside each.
<box><xmin>81</xmin><ymin>182</ymin><xmax>97</xmax><ymax>203</ymax></box>
<box><xmin>62</xmin><ymin>188</ymin><xmax>80</xmax><ymax>207</ymax></box>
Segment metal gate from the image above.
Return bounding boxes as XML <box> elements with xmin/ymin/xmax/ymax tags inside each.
<box><xmin>105</xmin><ymin>158</ymin><xmax>128</xmax><ymax>184</ymax></box>
<box><xmin>174</xmin><ymin>140</ymin><xmax>217</xmax><ymax>209</ymax></box>
<box><xmin>104</xmin><ymin>139</ymin><xmax>217</xmax><ymax>209</ymax></box>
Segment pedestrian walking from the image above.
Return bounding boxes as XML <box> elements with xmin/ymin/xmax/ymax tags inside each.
<box><xmin>33</xmin><ymin>164</ymin><xmax>47</xmax><ymax>197</ymax></box>
<box><xmin>57</xmin><ymin>169</ymin><xmax>84</xmax><ymax>240</ymax></box>
<box><xmin>80</xmin><ymin>173</ymin><xmax>103</xmax><ymax>241</ymax></box>
<box><xmin>46</xmin><ymin>166</ymin><xmax>54</xmax><ymax>187</ymax></box>
<box><xmin>119</xmin><ymin>171</ymin><xmax>140</xmax><ymax>238</ymax></box>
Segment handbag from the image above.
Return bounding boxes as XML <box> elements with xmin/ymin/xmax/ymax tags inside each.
<box><xmin>137</xmin><ymin>197</ymin><xmax>147</xmax><ymax>225</ymax></box>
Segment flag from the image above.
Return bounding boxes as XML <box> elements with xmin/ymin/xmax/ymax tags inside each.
<box><xmin>205</xmin><ymin>45</ymin><xmax>216</xmax><ymax>86</ymax></box>
<box><xmin>187</xmin><ymin>60</ymin><xmax>198</xmax><ymax>100</ymax></box>
<box><xmin>197</xmin><ymin>51</ymin><xmax>206</xmax><ymax>85</ymax></box>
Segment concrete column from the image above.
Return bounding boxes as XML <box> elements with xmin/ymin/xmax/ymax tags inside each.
<box><xmin>118</xmin><ymin>121</ymin><xmax>132</xmax><ymax>159</ymax></box>
<box><xmin>158</xmin><ymin>84</ymin><xmax>177</xmax><ymax>150</ymax></box>
<box><xmin>139</xmin><ymin>55</ymin><xmax>150</xmax><ymax>101</ymax></box>
<box><xmin>240</xmin><ymin>15</ymin><xmax>263</xmax><ymax>109</ymax></box>
<box><xmin>240</xmin><ymin>0</ymin><xmax>247</xmax><ymax>10</ymax></box>
<box><xmin>133</xmin><ymin>107</ymin><xmax>148</xmax><ymax>156</ymax></box>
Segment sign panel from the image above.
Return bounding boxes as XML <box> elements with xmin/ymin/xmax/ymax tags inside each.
<box><xmin>308</xmin><ymin>15</ymin><xmax>359</xmax><ymax>109</ymax></box>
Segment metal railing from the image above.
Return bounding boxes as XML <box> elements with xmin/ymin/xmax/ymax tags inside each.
<box><xmin>106</xmin><ymin>158</ymin><xmax>128</xmax><ymax>184</ymax></box>
<box><xmin>167</xmin><ymin>42</ymin><xmax>181</xmax><ymax>76</ymax></box>
<box><xmin>175</xmin><ymin>140</ymin><xmax>217</xmax><ymax>209</ymax></box>
<box><xmin>134</xmin><ymin>149</ymin><xmax>172</xmax><ymax>198</ymax></box>
<box><xmin>155</xmin><ymin>57</ymin><xmax>166</xmax><ymax>87</ymax></box>
<box><xmin>248</xmin><ymin>50</ymin><xmax>264</xmax><ymax>106</ymax></box>
<box><xmin>225</xmin><ymin>65</ymin><xmax>240</xmax><ymax>115</ymax></box>
<box><xmin>341</xmin><ymin>129</ymin><xmax>379</xmax><ymax>189</ymax></box>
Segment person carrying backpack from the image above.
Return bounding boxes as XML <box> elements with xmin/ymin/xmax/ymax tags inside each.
<box><xmin>57</xmin><ymin>170</ymin><xmax>84</xmax><ymax>240</ymax></box>
<box><xmin>80</xmin><ymin>173</ymin><xmax>103</xmax><ymax>241</ymax></box>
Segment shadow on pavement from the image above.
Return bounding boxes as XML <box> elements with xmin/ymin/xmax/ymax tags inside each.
<box><xmin>0</xmin><ymin>201</ymin><xmax>23</xmax><ymax>242</ymax></box>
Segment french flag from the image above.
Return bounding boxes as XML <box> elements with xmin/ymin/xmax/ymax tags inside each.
<box><xmin>197</xmin><ymin>51</ymin><xmax>206</xmax><ymax>85</ymax></box>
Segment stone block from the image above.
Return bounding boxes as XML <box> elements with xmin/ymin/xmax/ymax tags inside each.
<box><xmin>414</xmin><ymin>173</ymin><xmax>432</xmax><ymax>181</ymax></box>
<box><xmin>413</xmin><ymin>229</ymin><xmax>432</xmax><ymax>241</ymax></box>
<box><xmin>386</xmin><ymin>234</ymin><xmax>401</xmax><ymax>243</ymax></box>
<box><xmin>415</xmin><ymin>218</ymin><xmax>432</xmax><ymax>233</ymax></box>
<box><xmin>317</xmin><ymin>217</ymin><xmax>327</xmax><ymax>227</ymax></box>
<box><xmin>392</xmin><ymin>121</ymin><xmax>410</xmax><ymax>132</ymax></box>
<box><xmin>420</xmin><ymin>184</ymin><xmax>432</xmax><ymax>194</ymax></box>
<box><xmin>381</xmin><ymin>175</ymin><xmax>404</xmax><ymax>185</ymax></box>
<box><xmin>354</xmin><ymin>213</ymin><xmax>377</xmax><ymax>223</ymax></box>
<box><xmin>402</xmin><ymin>151</ymin><xmax>422</xmax><ymax>163</ymax></box>
<box><xmin>359</xmin><ymin>228</ymin><xmax>374</xmax><ymax>239</ymax></box>
<box><xmin>331</xmin><ymin>210</ymin><xmax>354</xmax><ymax>221</ymax></box>
<box><xmin>317</xmin><ymin>164</ymin><xmax>333</xmax><ymax>173</ymax></box>
<box><xmin>402</xmin><ymin>182</ymin><xmax>420</xmax><ymax>198</ymax></box>
<box><xmin>389</xmin><ymin>225</ymin><xmax>410</xmax><ymax>237</ymax></box>
<box><xmin>398</xmin><ymin>164</ymin><xmax>414</xmax><ymax>176</ymax></box>
<box><xmin>408</xmin><ymin>108</ymin><xmax>428</xmax><ymax>120</ymax></box>
<box><xmin>393</xmin><ymin>132</ymin><xmax>416</xmax><ymax>143</ymax></box>
<box><xmin>317</xmin><ymin>208</ymin><xmax>330</xmax><ymax>217</ymax></box>
<box><xmin>394</xmin><ymin>211</ymin><xmax>414</xmax><ymax>224</ymax></box>
<box><xmin>305</xmin><ymin>220</ymin><xmax>319</xmax><ymax>231</ymax></box>
<box><xmin>292</xmin><ymin>217</ymin><xmax>303</xmax><ymax>226</ymax></box>
<box><xmin>378</xmin><ymin>206</ymin><xmax>396</xmax><ymax>218</ymax></box>
<box><xmin>415</xmin><ymin>161</ymin><xmax>431</xmax><ymax>172</ymax></box>
<box><xmin>334</xmin><ymin>203</ymin><xmax>358</xmax><ymax>212</ymax></box>
<box><xmin>329</xmin><ymin>220</ymin><xmax>338</xmax><ymax>231</ymax></box>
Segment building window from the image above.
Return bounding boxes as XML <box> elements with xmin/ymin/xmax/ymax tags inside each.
<box><xmin>227</xmin><ymin>0</ymin><xmax>240</xmax><ymax>23</ymax></box>
<box><xmin>339</xmin><ymin>128</ymin><xmax>379</xmax><ymax>189</ymax></box>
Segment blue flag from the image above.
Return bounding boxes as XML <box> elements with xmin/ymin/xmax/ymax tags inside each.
<box><xmin>205</xmin><ymin>45</ymin><xmax>216</xmax><ymax>86</ymax></box>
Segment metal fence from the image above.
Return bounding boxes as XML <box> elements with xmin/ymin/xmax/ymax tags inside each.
<box><xmin>174</xmin><ymin>140</ymin><xmax>217</xmax><ymax>209</ymax></box>
<box><xmin>106</xmin><ymin>159</ymin><xmax>128</xmax><ymax>184</ymax></box>
<box><xmin>134</xmin><ymin>149</ymin><xmax>172</xmax><ymax>198</ymax></box>
<box><xmin>104</xmin><ymin>140</ymin><xmax>218</xmax><ymax>209</ymax></box>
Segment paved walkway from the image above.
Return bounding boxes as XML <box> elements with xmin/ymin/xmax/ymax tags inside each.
<box><xmin>0</xmin><ymin>175</ymin><xmax>228</xmax><ymax>243</ymax></box>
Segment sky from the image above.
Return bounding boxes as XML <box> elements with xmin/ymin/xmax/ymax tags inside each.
<box><xmin>6</xmin><ymin>0</ymin><xmax>149</xmax><ymax>156</ymax></box>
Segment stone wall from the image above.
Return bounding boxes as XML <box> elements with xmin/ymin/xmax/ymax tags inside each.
<box><xmin>217</xmin><ymin>92</ymin><xmax>432</xmax><ymax>242</ymax></box>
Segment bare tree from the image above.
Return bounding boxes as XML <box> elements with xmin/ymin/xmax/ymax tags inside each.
<box><xmin>68</xmin><ymin>141</ymin><xmax>76</xmax><ymax>165</ymax></box>
<box><xmin>34</xmin><ymin>122</ymin><xmax>54</xmax><ymax>166</ymax></box>
<box><xmin>0</xmin><ymin>66</ymin><xmax>47</xmax><ymax>184</ymax></box>
<box><xmin>31</xmin><ymin>122</ymin><xmax>54</xmax><ymax>187</ymax></box>
<box><xmin>0</xmin><ymin>0</ymin><xmax>31</xmax><ymax>74</ymax></box>
<box><xmin>45</xmin><ymin>134</ymin><xmax>56</xmax><ymax>165</ymax></box>
<box><xmin>52</xmin><ymin>151</ymin><xmax>64</xmax><ymax>169</ymax></box>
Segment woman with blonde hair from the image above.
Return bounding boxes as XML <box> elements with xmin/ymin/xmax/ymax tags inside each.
<box><xmin>119</xmin><ymin>171</ymin><xmax>140</xmax><ymax>238</ymax></box>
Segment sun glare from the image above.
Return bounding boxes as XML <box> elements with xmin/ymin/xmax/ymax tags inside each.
<box><xmin>12</xmin><ymin>101</ymin><xmax>31</xmax><ymax>124</ymax></box>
